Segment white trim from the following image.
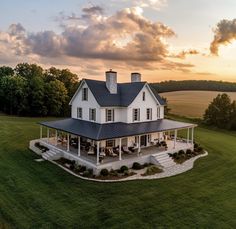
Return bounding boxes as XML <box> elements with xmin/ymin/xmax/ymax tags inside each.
<box><xmin>69</xmin><ymin>80</ymin><xmax>85</xmax><ymax>105</ymax></box>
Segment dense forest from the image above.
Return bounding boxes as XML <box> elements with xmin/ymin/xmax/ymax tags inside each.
<box><xmin>0</xmin><ymin>64</ymin><xmax>79</xmax><ymax>116</ymax></box>
<box><xmin>151</xmin><ymin>80</ymin><xmax>236</xmax><ymax>93</ymax></box>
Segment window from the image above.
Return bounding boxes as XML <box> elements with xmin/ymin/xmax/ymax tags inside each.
<box><xmin>146</xmin><ymin>108</ymin><xmax>152</xmax><ymax>120</ymax></box>
<box><xmin>133</xmin><ymin>108</ymin><xmax>140</xmax><ymax>122</ymax></box>
<box><xmin>106</xmin><ymin>109</ymin><xmax>115</xmax><ymax>122</ymax></box>
<box><xmin>142</xmin><ymin>92</ymin><xmax>145</xmax><ymax>101</ymax></box>
<box><xmin>106</xmin><ymin>139</ymin><xmax>115</xmax><ymax>147</ymax></box>
<box><xmin>89</xmin><ymin>108</ymin><xmax>96</xmax><ymax>121</ymax></box>
<box><xmin>77</xmin><ymin>107</ymin><xmax>82</xmax><ymax>119</ymax></box>
<box><xmin>157</xmin><ymin>107</ymin><xmax>160</xmax><ymax>119</ymax></box>
<box><xmin>82</xmin><ymin>88</ymin><xmax>88</xmax><ymax>101</ymax></box>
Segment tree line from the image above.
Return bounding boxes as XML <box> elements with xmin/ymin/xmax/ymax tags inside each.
<box><xmin>151</xmin><ymin>80</ymin><xmax>236</xmax><ymax>93</ymax></box>
<box><xmin>203</xmin><ymin>93</ymin><xmax>236</xmax><ymax>130</ymax></box>
<box><xmin>0</xmin><ymin>64</ymin><xmax>79</xmax><ymax>116</ymax></box>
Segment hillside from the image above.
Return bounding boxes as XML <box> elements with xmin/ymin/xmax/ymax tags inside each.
<box><xmin>151</xmin><ymin>80</ymin><xmax>236</xmax><ymax>93</ymax></box>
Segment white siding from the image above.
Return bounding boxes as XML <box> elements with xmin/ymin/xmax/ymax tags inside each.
<box><xmin>71</xmin><ymin>82</ymin><xmax>164</xmax><ymax>124</ymax></box>
<box><xmin>127</xmin><ymin>85</ymin><xmax>164</xmax><ymax>123</ymax></box>
<box><xmin>71</xmin><ymin>82</ymin><xmax>101</xmax><ymax>122</ymax></box>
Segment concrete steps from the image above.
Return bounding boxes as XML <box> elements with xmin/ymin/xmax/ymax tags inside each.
<box><xmin>42</xmin><ymin>149</ymin><xmax>62</xmax><ymax>161</ymax></box>
<box><xmin>151</xmin><ymin>153</ymin><xmax>176</xmax><ymax>168</ymax></box>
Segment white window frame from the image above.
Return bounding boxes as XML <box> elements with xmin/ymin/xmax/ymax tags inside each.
<box><xmin>77</xmin><ymin>107</ymin><xmax>82</xmax><ymax>119</ymax></box>
<box><xmin>106</xmin><ymin>109</ymin><xmax>115</xmax><ymax>122</ymax></box>
<box><xmin>82</xmin><ymin>88</ymin><xmax>88</xmax><ymax>101</ymax></box>
<box><xmin>133</xmin><ymin>108</ymin><xmax>140</xmax><ymax>122</ymax></box>
<box><xmin>106</xmin><ymin>139</ymin><xmax>115</xmax><ymax>147</ymax></box>
<box><xmin>157</xmin><ymin>106</ymin><xmax>161</xmax><ymax>119</ymax></box>
<box><xmin>146</xmin><ymin>108</ymin><xmax>152</xmax><ymax>120</ymax></box>
<box><xmin>89</xmin><ymin>108</ymin><xmax>96</xmax><ymax>121</ymax></box>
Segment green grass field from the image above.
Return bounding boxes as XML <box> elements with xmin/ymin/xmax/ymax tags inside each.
<box><xmin>0</xmin><ymin>115</ymin><xmax>236</xmax><ymax>228</ymax></box>
<box><xmin>161</xmin><ymin>91</ymin><xmax>236</xmax><ymax>118</ymax></box>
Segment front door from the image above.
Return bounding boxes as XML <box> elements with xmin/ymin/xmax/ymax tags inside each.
<box><xmin>140</xmin><ymin>135</ymin><xmax>147</xmax><ymax>147</ymax></box>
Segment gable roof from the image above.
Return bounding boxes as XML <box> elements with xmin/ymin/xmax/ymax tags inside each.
<box><xmin>70</xmin><ymin>78</ymin><xmax>166</xmax><ymax>107</ymax></box>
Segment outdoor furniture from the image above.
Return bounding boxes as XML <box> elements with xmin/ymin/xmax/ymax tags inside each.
<box><xmin>106</xmin><ymin>148</ymin><xmax>118</xmax><ymax>157</ymax></box>
<box><xmin>122</xmin><ymin>146</ymin><xmax>131</xmax><ymax>154</ymax></box>
<box><xmin>128</xmin><ymin>146</ymin><xmax>135</xmax><ymax>153</ymax></box>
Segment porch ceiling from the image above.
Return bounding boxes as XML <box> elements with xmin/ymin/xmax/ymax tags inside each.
<box><xmin>39</xmin><ymin>118</ymin><xmax>196</xmax><ymax>141</ymax></box>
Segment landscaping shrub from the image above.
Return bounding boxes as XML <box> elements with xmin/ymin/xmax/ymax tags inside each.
<box><xmin>194</xmin><ymin>143</ymin><xmax>199</xmax><ymax>149</ymax></box>
<box><xmin>197</xmin><ymin>146</ymin><xmax>203</xmax><ymax>153</ymax></box>
<box><xmin>132</xmin><ymin>162</ymin><xmax>142</xmax><ymax>170</ymax></box>
<box><xmin>109</xmin><ymin>169</ymin><xmax>118</xmax><ymax>176</ymax></box>
<box><xmin>120</xmin><ymin>165</ymin><xmax>128</xmax><ymax>173</ymax></box>
<box><xmin>143</xmin><ymin>166</ymin><xmax>163</xmax><ymax>176</ymax></box>
<box><xmin>186</xmin><ymin>149</ymin><xmax>192</xmax><ymax>155</ymax></box>
<box><xmin>124</xmin><ymin>170</ymin><xmax>130</xmax><ymax>176</ymax></box>
<box><xmin>172</xmin><ymin>152</ymin><xmax>178</xmax><ymax>158</ymax></box>
<box><xmin>178</xmin><ymin>150</ymin><xmax>185</xmax><ymax>155</ymax></box>
<box><xmin>82</xmin><ymin>171</ymin><xmax>90</xmax><ymax>177</ymax></box>
<box><xmin>100</xmin><ymin>168</ymin><xmax>109</xmax><ymax>176</ymax></box>
<box><xmin>74</xmin><ymin>165</ymin><xmax>87</xmax><ymax>173</ymax></box>
<box><xmin>88</xmin><ymin>168</ymin><xmax>93</xmax><ymax>176</ymax></box>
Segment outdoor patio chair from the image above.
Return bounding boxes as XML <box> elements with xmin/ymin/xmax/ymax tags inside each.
<box><xmin>106</xmin><ymin>148</ymin><xmax>118</xmax><ymax>157</ymax></box>
<box><xmin>122</xmin><ymin>146</ymin><xmax>131</xmax><ymax>154</ymax></box>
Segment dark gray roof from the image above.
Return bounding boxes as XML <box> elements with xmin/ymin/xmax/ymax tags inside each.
<box><xmin>40</xmin><ymin>118</ymin><xmax>196</xmax><ymax>141</ymax></box>
<box><xmin>83</xmin><ymin>79</ymin><xmax>165</xmax><ymax>107</ymax></box>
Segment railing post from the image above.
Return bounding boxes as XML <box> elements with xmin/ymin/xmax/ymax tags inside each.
<box><xmin>119</xmin><ymin>138</ymin><xmax>122</xmax><ymax>161</ymax></box>
<box><xmin>40</xmin><ymin>126</ymin><xmax>42</xmax><ymax>139</ymax></box>
<box><xmin>78</xmin><ymin>136</ymin><xmax>80</xmax><ymax>157</ymax></box>
<box><xmin>67</xmin><ymin>133</ymin><xmax>70</xmax><ymax>152</ymax></box>
<box><xmin>97</xmin><ymin>141</ymin><xmax>100</xmax><ymax>165</ymax></box>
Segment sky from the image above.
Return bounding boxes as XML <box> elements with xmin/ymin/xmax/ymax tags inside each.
<box><xmin>0</xmin><ymin>0</ymin><xmax>236</xmax><ymax>82</ymax></box>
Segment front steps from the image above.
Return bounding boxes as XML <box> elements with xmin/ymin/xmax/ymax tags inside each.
<box><xmin>151</xmin><ymin>152</ymin><xmax>176</xmax><ymax>168</ymax></box>
<box><xmin>42</xmin><ymin>149</ymin><xmax>62</xmax><ymax>161</ymax></box>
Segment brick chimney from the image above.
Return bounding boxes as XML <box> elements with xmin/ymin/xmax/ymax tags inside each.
<box><xmin>106</xmin><ymin>70</ymin><xmax>117</xmax><ymax>94</ymax></box>
<box><xmin>131</xmin><ymin>72</ymin><xmax>141</xmax><ymax>82</ymax></box>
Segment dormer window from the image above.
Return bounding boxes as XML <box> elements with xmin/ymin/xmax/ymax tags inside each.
<box><xmin>147</xmin><ymin>108</ymin><xmax>152</xmax><ymax>120</ymax></box>
<box><xmin>106</xmin><ymin>109</ymin><xmax>114</xmax><ymax>122</ymax></box>
<box><xmin>82</xmin><ymin>88</ymin><xmax>88</xmax><ymax>101</ymax></box>
<box><xmin>142</xmin><ymin>92</ymin><xmax>145</xmax><ymax>101</ymax></box>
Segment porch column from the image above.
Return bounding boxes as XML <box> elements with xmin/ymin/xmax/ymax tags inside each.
<box><xmin>96</xmin><ymin>141</ymin><xmax>100</xmax><ymax>165</ymax></box>
<box><xmin>138</xmin><ymin>135</ymin><xmax>141</xmax><ymax>156</ymax></box>
<box><xmin>191</xmin><ymin>127</ymin><xmax>194</xmax><ymax>145</ymax></box>
<box><xmin>40</xmin><ymin>125</ymin><xmax>42</xmax><ymax>139</ymax></box>
<box><xmin>174</xmin><ymin>129</ymin><xmax>177</xmax><ymax>149</ymax></box>
<box><xmin>67</xmin><ymin>133</ymin><xmax>70</xmax><ymax>152</ymax></box>
<box><xmin>55</xmin><ymin>130</ymin><xmax>58</xmax><ymax>146</ymax></box>
<box><xmin>47</xmin><ymin>128</ymin><xmax>49</xmax><ymax>143</ymax></box>
<box><xmin>119</xmin><ymin>138</ymin><xmax>122</xmax><ymax>161</ymax></box>
<box><xmin>78</xmin><ymin>136</ymin><xmax>80</xmax><ymax>157</ymax></box>
<box><xmin>187</xmin><ymin>128</ymin><xmax>189</xmax><ymax>144</ymax></box>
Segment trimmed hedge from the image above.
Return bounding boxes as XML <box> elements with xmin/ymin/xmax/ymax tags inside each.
<box><xmin>100</xmin><ymin>168</ymin><xmax>109</xmax><ymax>176</ymax></box>
<box><xmin>132</xmin><ymin>162</ymin><xmax>142</xmax><ymax>170</ymax></box>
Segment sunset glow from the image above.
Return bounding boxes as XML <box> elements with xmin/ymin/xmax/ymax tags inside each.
<box><xmin>0</xmin><ymin>0</ymin><xmax>236</xmax><ymax>82</ymax></box>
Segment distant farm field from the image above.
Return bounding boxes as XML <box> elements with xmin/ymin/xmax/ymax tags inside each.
<box><xmin>161</xmin><ymin>91</ymin><xmax>236</xmax><ymax>118</ymax></box>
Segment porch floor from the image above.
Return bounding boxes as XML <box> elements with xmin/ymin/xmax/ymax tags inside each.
<box><xmin>45</xmin><ymin>138</ymin><xmax>192</xmax><ymax>165</ymax></box>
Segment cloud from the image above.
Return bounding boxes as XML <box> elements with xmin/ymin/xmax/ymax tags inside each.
<box><xmin>210</xmin><ymin>18</ymin><xmax>236</xmax><ymax>55</ymax></box>
<box><xmin>170</xmin><ymin>49</ymin><xmax>200</xmax><ymax>59</ymax></box>
<box><xmin>134</xmin><ymin>0</ymin><xmax>167</xmax><ymax>10</ymax></box>
<box><xmin>0</xmin><ymin>5</ymin><xmax>195</xmax><ymax>74</ymax></box>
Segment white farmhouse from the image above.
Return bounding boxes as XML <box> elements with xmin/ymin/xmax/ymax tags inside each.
<box><xmin>34</xmin><ymin>71</ymin><xmax>196</xmax><ymax>174</ymax></box>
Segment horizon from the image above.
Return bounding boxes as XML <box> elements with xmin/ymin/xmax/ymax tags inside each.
<box><xmin>1</xmin><ymin>0</ymin><xmax>236</xmax><ymax>82</ymax></box>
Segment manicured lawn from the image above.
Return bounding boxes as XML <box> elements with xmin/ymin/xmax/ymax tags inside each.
<box><xmin>161</xmin><ymin>90</ymin><xmax>236</xmax><ymax>118</ymax></box>
<box><xmin>0</xmin><ymin>115</ymin><xmax>236</xmax><ymax>228</ymax></box>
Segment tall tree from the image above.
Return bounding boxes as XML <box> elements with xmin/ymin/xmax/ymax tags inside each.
<box><xmin>203</xmin><ymin>93</ymin><xmax>233</xmax><ymax>129</ymax></box>
<box><xmin>45</xmin><ymin>80</ymin><xmax>68</xmax><ymax>116</ymax></box>
<box><xmin>0</xmin><ymin>66</ymin><xmax>14</xmax><ymax>77</ymax></box>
